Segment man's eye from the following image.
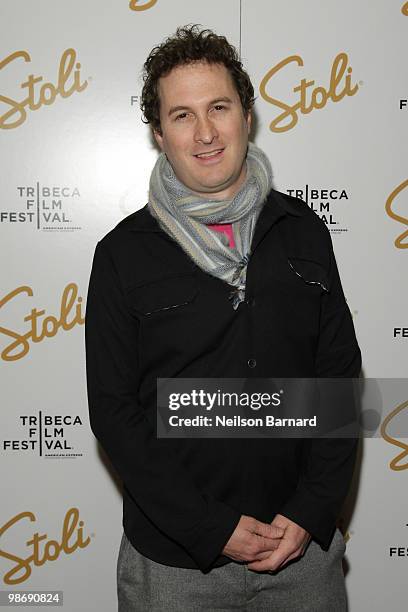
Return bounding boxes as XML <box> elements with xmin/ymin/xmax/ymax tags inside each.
<box><xmin>175</xmin><ymin>112</ymin><xmax>189</xmax><ymax>121</ymax></box>
<box><xmin>214</xmin><ymin>105</ymin><xmax>227</xmax><ymax>111</ymax></box>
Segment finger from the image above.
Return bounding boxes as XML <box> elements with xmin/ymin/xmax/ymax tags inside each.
<box><xmin>254</xmin><ymin>522</ymin><xmax>284</xmax><ymax>539</ymax></box>
<box><xmin>249</xmin><ymin>549</ymin><xmax>273</xmax><ymax>562</ymax></box>
<box><xmin>247</xmin><ymin>545</ymin><xmax>292</xmax><ymax>572</ymax></box>
<box><xmin>255</xmin><ymin>534</ymin><xmax>283</xmax><ymax>553</ymax></box>
<box><xmin>278</xmin><ymin>549</ymin><xmax>303</xmax><ymax>568</ymax></box>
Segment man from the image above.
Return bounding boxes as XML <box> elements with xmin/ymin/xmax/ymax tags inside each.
<box><xmin>85</xmin><ymin>25</ymin><xmax>361</xmax><ymax>611</ymax></box>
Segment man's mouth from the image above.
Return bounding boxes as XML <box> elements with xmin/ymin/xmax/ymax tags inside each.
<box><xmin>194</xmin><ymin>148</ymin><xmax>225</xmax><ymax>160</ymax></box>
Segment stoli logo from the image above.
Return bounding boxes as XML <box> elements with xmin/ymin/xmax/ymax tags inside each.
<box><xmin>0</xmin><ymin>507</ymin><xmax>91</xmax><ymax>585</ymax></box>
<box><xmin>381</xmin><ymin>400</ymin><xmax>408</xmax><ymax>471</ymax></box>
<box><xmin>0</xmin><ymin>283</ymin><xmax>85</xmax><ymax>362</ymax></box>
<box><xmin>385</xmin><ymin>179</ymin><xmax>408</xmax><ymax>249</ymax></box>
<box><xmin>0</xmin><ymin>48</ymin><xmax>88</xmax><ymax>130</ymax></box>
<box><xmin>259</xmin><ymin>52</ymin><xmax>359</xmax><ymax>133</ymax></box>
<box><xmin>402</xmin><ymin>2</ymin><xmax>408</xmax><ymax>15</ymax></box>
<box><xmin>129</xmin><ymin>0</ymin><xmax>157</xmax><ymax>10</ymax></box>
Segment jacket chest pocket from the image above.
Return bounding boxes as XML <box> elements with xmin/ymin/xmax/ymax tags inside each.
<box><xmin>126</xmin><ymin>274</ymin><xmax>199</xmax><ymax>317</ymax></box>
<box><xmin>264</xmin><ymin>256</ymin><xmax>331</xmax><ymax>341</ymax></box>
<box><xmin>286</xmin><ymin>256</ymin><xmax>331</xmax><ymax>295</ymax></box>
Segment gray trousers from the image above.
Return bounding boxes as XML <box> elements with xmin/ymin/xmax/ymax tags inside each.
<box><xmin>117</xmin><ymin>529</ymin><xmax>347</xmax><ymax>611</ymax></box>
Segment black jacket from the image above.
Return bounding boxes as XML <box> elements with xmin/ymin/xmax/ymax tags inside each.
<box><xmin>85</xmin><ymin>188</ymin><xmax>361</xmax><ymax>573</ymax></box>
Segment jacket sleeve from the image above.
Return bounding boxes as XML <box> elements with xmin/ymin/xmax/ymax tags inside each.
<box><xmin>85</xmin><ymin>241</ymin><xmax>240</xmax><ymax>571</ymax></box>
<box><xmin>278</xmin><ymin>225</ymin><xmax>361</xmax><ymax>549</ymax></box>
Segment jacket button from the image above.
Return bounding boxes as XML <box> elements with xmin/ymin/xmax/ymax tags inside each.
<box><xmin>247</xmin><ymin>358</ymin><xmax>257</xmax><ymax>368</ymax></box>
<box><xmin>246</xmin><ymin>296</ymin><xmax>256</xmax><ymax>306</ymax></box>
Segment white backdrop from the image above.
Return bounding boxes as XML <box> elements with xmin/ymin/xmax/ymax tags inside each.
<box><xmin>1</xmin><ymin>1</ymin><xmax>407</xmax><ymax>610</ymax></box>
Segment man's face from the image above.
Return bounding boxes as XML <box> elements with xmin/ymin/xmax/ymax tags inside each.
<box><xmin>153</xmin><ymin>61</ymin><xmax>252</xmax><ymax>200</ymax></box>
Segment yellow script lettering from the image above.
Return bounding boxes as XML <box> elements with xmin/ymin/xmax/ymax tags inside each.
<box><xmin>0</xmin><ymin>48</ymin><xmax>88</xmax><ymax>130</ymax></box>
<box><xmin>0</xmin><ymin>51</ymin><xmax>31</xmax><ymax>128</ymax></box>
<box><xmin>0</xmin><ymin>283</ymin><xmax>85</xmax><ymax>361</ymax></box>
<box><xmin>259</xmin><ymin>52</ymin><xmax>359</xmax><ymax>133</ymax></box>
<box><xmin>129</xmin><ymin>0</ymin><xmax>157</xmax><ymax>10</ymax></box>
<box><xmin>385</xmin><ymin>179</ymin><xmax>408</xmax><ymax>249</ymax></box>
<box><xmin>381</xmin><ymin>401</ymin><xmax>408</xmax><ymax>471</ymax></box>
<box><xmin>0</xmin><ymin>508</ymin><xmax>91</xmax><ymax>585</ymax></box>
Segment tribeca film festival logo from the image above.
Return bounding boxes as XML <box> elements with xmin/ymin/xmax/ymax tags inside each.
<box><xmin>0</xmin><ymin>507</ymin><xmax>91</xmax><ymax>585</ymax></box>
<box><xmin>388</xmin><ymin>522</ymin><xmax>408</xmax><ymax>559</ymax></box>
<box><xmin>259</xmin><ymin>52</ymin><xmax>359</xmax><ymax>133</ymax></box>
<box><xmin>1</xmin><ymin>184</ymin><xmax>81</xmax><ymax>231</ymax></box>
<box><xmin>386</xmin><ymin>179</ymin><xmax>408</xmax><ymax>249</ymax></box>
<box><xmin>0</xmin><ymin>48</ymin><xmax>88</xmax><ymax>130</ymax></box>
<box><xmin>394</xmin><ymin>326</ymin><xmax>408</xmax><ymax>340</ymax></box>
<box><xmin>129</xmin><ymin>0</ymin><xmax>157</xmax><ymax>9</ymax></box>
<box><xmin>402</xmin><ymin>2</ymin><xmax>408</xmax><ymax>16</ymax></box>
<box><xmin>2</xmin><ymin>412</ymin><xmax>84</xmax><ymax>459</ymax></box>
<box><xmin>286</xmin><ymin>185</ymin><xmax>350</xmax><ymax>233</ymax></box>
<box><xmin>0</xmin><ymin>283</ymin><xmax>84</xmax><ymax>362</ymax></box>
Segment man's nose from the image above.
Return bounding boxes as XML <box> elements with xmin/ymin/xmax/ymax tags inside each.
<box><xmin>194</xmin><ymin>115</ymin><xmax>218</xmax><ymax>144</ymax></box>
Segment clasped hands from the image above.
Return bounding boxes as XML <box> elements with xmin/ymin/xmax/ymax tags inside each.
<box><xmin>222</xmin><ymin>514</ymin><xmax>311</xmax><ymax>572</ymax></box>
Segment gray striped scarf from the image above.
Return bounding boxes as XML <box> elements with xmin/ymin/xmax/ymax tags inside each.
<box><xmin>147</xmin><ymin>142</ymin><xmax>273</xmax><ymax>309</ymax></box>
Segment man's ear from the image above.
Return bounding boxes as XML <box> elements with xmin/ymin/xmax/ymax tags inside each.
<box><xmin>246</xmin><ymin>110</ymin><xmax>252</xmax><ymax>135</ymax></box>
<box><xmin>153</xmin><ymin>128</ymin><xmax>164</xmax><ymax>150</ymax></box>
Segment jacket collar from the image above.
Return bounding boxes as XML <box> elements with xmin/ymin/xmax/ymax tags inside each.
<box><xmin>127</xmin><ymin>188</ymin><xmax>304</xmax><ymax>235</ymax></box>
<box><xmin>250</xmin><ymin>189</ymin><xmax>303</xmax><ymax>253</ymax></box>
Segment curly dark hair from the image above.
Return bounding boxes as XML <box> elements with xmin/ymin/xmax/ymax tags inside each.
<box><xmin>140</xmin><ymin>24</ymin><xmax>255</xmax><ymax>134</ymax></box>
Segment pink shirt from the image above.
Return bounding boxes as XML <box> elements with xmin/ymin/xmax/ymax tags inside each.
<box><xmin>206</xmin><ymin>223</ymin><xmax>235</xmax><ymax>248</ymax></box>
